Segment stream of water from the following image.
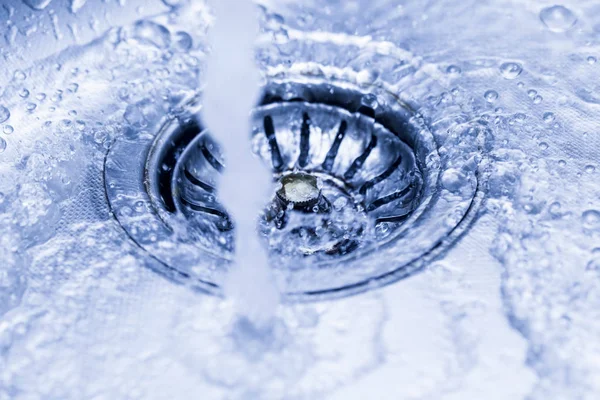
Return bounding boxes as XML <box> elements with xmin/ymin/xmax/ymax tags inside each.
<box><xmin>202</xmin><ymin>0</ymin><xmax>279</xmax><ymax>328</ymax></box>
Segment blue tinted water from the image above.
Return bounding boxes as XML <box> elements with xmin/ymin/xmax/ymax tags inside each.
<box><xmin>0</xmin><ymin>0</ymin><xmax>599</xmax><ymax>398</ymax></box>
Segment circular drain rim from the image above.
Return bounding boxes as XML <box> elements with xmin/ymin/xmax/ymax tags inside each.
<box><xmin>104</xmin><ymin>75</ymin><xmax>487</xmax><ymax>301</ymax></box>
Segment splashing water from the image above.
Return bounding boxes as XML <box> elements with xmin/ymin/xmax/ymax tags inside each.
<box><xmin>202</xmin><ymin>0</ymin><xmax>279</xmax><ymax>327</ymax></box>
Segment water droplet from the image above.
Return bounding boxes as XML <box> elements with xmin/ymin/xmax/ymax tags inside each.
<box><xmin>582</xmin><ymin>210</ymin><xmax>600</xmax><ymax>231</ymax></box>
<box><xmin>539</xmin><ymin>142</ymin><xmax>549</xmax><ymax>150</ymax></box>
<box><xmin>533</xmin><ymin>95</ymin><xmax>543</xmax><ymax>104</ymax></box>
<box><xmin>356</xmin><ymin>69</ymin><xmax>379</xmax><ymax>85</ymax></box>
<box><xmin>586</xmin><ymin>258</ymin><xmax>600</xmax><ymax>271</ymax></box>
<box><xmin>441</xmin><ymin>168</ymin><xmax>472</xmax><ymax>197</ymax></box>
<box><xmin>517</xmin><ymin>82</ymin><xmax>525</xmax><ymax>89</ymax></box>
<box><xmin>124</xmin><ymin>104</ymin><xmax>146</xmax><ymax>127</ymax></box>
<box><xmin>446</xmin><ymin>65</ymin><xmax>461</xmax><ymax>75</ymax></box>
<box><xmin>540</xmin><ymin>5</ymin><xmax>577</xmax><ymax>33</ymax></box>
<box><xmin>22</xmin><ymin>0</ymin><xmax>52</xmax><ymax>11</ymax></box>
<box><xmin>527</xmin><ymin>89</ymin><xmax>537</xmax><ymax>98</ymax></box>
<box><xmin>499</xmin><ymin>62</ymin><xmax>522</xmax><ymax>79</ymax></box>
<box><xmin>484</xmin><ymin>90</ymin><xmax>499</xmax><ymax>103</ymax></box>
<box><xmin>585</xmin><ymin>165</ymin><xmax>596</xmax><ymax>173</ymax></box>
<box><xmin>173</xmin><ymin>31</ymin><xmax>193</xmax><ymax>52</ymax></box>
<box><xmin>575</xmin><ymin>88</ymin><xmax>600</xmax><ymax>105</ymax></box>
<box><xmin>26</xmin><ymin>103</ymin><xmax>37</xmax><ymax>112</ymax></box>
<box><xmin>361</xmin><ymin>94</ymin><xmax>379</xmax><ymax>110</ymax></box>
<box><xmin>549</xmin><ymin>201</ymin><xmax>562</xmax><ymax>217</ymax></box>
<box><xmin>93</xmin><ymin>130</ymin><xmax>108</xmax><ymax>144</ymax></box>
<box><xmin>3</xmin><ymin>125</ymin><xmax>14</xmax><ymax>135</ymax></box>
<box><xmin>333</xmin><ymin>197</ymin><xmax>348</xmax><ymax>211</ymax></box>
<box><xmin>587</xmin><ymin>56</ymin><xmax>597</xmax><ymax>64</ymax></box>
<box><xmin>132</xmin><ymin>21</ymin><xmax>171</xmax><ymax>49</ymax></box>
<box><xmin>0</xmin><ymin>137</ymin><xmax>6</xmax><ymax>153</ymax></box>
<box><xmin>0</xmin><ymin>106</ymin><xmax>10</xmax><ymax>123</ymax></box>
<box><xmin>376</xmin><ymin>222</ymin><xmax>390</xmax><ymax>236</ymax></box>
<box><xmin>558</xmin><ymin>159</ymin><xmax>567</xmax><ymax>167</ymax></box>
<box><xmin>543</xmin><ymin>112</ymin><xmax>555</xmax><ymax>123</ymax></box>
<box><xmin>70</xmin><ymin>0</ymin><xmax>87</xmax><ymax>13</ymax></box>
<box><xmin>13</xmin><ymin>70</ymin><xmax>26</xmax><ymax>81</ymax></box>
<box><xmin>134</xmin><ymin>200</ymin><xmax>146</xmax><ymax>213</ymax></box>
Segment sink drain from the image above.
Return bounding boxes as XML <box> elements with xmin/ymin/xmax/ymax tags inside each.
<box><xmin>104</xmin><ymin>76</ymin><xmax>486</xmax><ymax>300</ymax></box>
<box><xmin>171</xmin><ymin>99</ymin><xmax>421</xmax><ymax>260</ymax></box>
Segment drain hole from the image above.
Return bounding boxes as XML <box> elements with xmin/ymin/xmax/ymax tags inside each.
<box><xmin>366</xmin><ymin>182</ymin><xmax>416</xmax><ymax>212</ymax></box>
<box><xmin>199</xmin><ymin>140</ymin><xmax>224</xmax><ymax>173</ymax></box>
<box><xmin>298</xmin><ymin>113</ymin><xmax>311</xmax><ymax>168</ymax></box>
<box><xmin>263</xmin><ymin>115</ymin><xmax>284</xmax><ymax>172</ymax></box>
<box><xmin>104</xmin><ymin>78</ymin><xmax>484</xmax><ymax>299</ymax></box>
<box><xmin>359</xmin><ymin>154</ymin><xmax>403</xmax><ymax>196</ymax></box>
<box><xmin>168</xmin><ymin>98</ymin><xmax>423</xmax><ymax>261</ymax></box>
<box><xmin>184</xmin><ymin>168</ymin><xmax>215</xmax><ymax>193</ymax></box>
<box><xmin>344</xmin><ymin>134</ymin><xmax>377</xmax><ymax>181</ymax></box>
<box><xmin>321</xmin><ymin>120</ymin><xmax>348</xmax><ymax>172</ymax></box>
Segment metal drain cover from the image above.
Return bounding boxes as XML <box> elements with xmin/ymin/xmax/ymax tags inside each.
<box><xmin>104</xmin><ymin>78</ymin><xmax>486</xmax><ymax>300</ymax></box>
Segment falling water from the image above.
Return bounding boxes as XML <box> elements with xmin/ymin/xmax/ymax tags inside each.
<box><xmin>202</xmin><ymin>0</ymin><xmax>279</xmax><ymax>327</ymax></box>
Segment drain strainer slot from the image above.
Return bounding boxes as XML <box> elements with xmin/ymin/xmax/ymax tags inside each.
<box><xmin>104</xmin><ymin>77</ymin><xmax>486</xmax><ymax>300</ymax></box>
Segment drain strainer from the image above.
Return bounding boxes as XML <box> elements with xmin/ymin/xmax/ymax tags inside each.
<box><xmin>104</xmin><ymin>77</ymin><xmax>486</xmax><ymax>300</ymax></box>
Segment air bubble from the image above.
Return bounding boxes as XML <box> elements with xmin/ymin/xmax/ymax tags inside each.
<box><xmin>361</xmin><ymin>94</ymin><xmax>379</xmax><ymax>110</ymax></box>
<box><xmin>446</xmin><ymin>65</ymin><xmax>461</xmax><ymax>75</ymax></box>
<box><xmin>3</xmin><ymin>125</ymin><xmax>14</xmax><ymax>135</ymax></box>
<box><xmin>173</xmin><ymin>31</ymin><xmax>193</xmax><ymax>52</ymax></box>
<box><xmin>132</xmin><ymin>21</ymin><xmax>171</xmax><ymax>49</ymax></box>
<box><xmin>499</xmin><ymin>62</ymin><xmax>522</xmax><ymax>79</ymax></box>
<box><xmin>333</xmin><ymin>197</ymin><xmax>348</xmax><ymax>211</ymax></box>
<box><xmin>22</xmin><ymin>0</ymin><xmax>52</xmax><ymax>10</ymax></box>
<box><xmin>540</xmin><ymin>5</ymin><xmax>577</xmax><ymax>33</ymax></box>
<box><xmin>513</xmin><ymin>113</ymin><xmax>526</xmax><ymax>123</ymax></box>
<box><xmin>0</xmin><ymin>106</ymin><xmax>10</xmax><ymax>123</ymax></box>
<box><xmin>549</xmin><ymin>202</ymin><xmax>562</xmax><ymax>217</ymax></box>
<box><xmin>543</xmin><ymin>112</ymin><xmax>555</xmax><ymax>123</ymax></box>
<box><xmin>356</xmin><ymin>69</ymin><xmax>379</xmax><ymax>85</ymax></box>
<box><xmin>484</xmin><ymin>90</ymin><xmax>499</xmax><ymax>103</ymax></box>
<box><xmin>441</xmin><ymin>168</ymin><xmax>471</xmax><ymax>197</ymax></box>
<box><xmin>124</xmin><ymin>105</ymin><xmax>147</xmax><ymax>128</ymax></box>
<box><xmin>13</xmin><ymin>70</ymin><xmax>26</xmax><ymax>81</ymax></box>
<box><xmin>587</xmin><ymin>258</ymin><xmax>600</xmax><ymax>271</ymax></box>
<box><xmin>70</xmin><ymin>0</ymin><xmax>87</xmax><ymax>13</ymax></box>
<box><xmin>582</xmin><ymin>210</ymin><xmax>600</xmax><ymax>231</ymax></box>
